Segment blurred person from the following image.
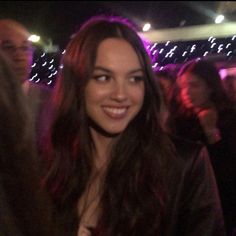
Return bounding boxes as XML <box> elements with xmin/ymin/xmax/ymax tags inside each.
<box><xmin>154</xmin><ymin>68</ymin><xmax>177</xmax><ymax>131</ymax></box>
<box><xmin>155</xmin><ymin>68</ymin><xmax>176</xmax><ymax>106</ymax></box>
<box><xmin>0</xmin><ymin>19</ymin><xmax>34</xmax><ymax>85</ymax></box>
<box><xmin>169</xmin><ymin>59</ymin><xmax>236</xmax><ymax>236</ymax></box>
<box><xmin>0</xmin><ymin>51</ymin><xmax>58</xmax><ymax>236</ymax></box>
<box><xmin>42</xmin><ymin>15</ymin><xmax>225</xmax><ymax>236</ymax></box>
<box><xmin>222</xmin><ymin>74</ymin><xmax>236</xmax><ymax>107</ymax></box>
<box><xmin>0</xmin><ymin>18</ymin><xmax>51</xmax><ymax>147</ymax></box>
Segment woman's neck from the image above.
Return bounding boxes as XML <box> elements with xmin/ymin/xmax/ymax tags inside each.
<box><xmin>90</xmin><ymin>127</ymin><xmax>119</xmax><ymax>170</ymax></box>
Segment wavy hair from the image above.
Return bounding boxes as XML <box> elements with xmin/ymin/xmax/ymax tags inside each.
<box><xmin>42</xmin><ymin>15</ymin><xmax>175</xmax><ymax>236</ymax></box>
<box><xmin>0</xmin><ymin>51</ymin><xmax>56</xmax><ymax>236</ymax></box>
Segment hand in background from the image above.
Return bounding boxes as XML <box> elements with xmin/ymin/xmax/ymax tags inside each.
<box><xmin>197</xmin><ymin>108</ymin><xmax>218</xmax><ymax>131</ymax></box>
<box><xmin>197</xmin><ymin>108</ymin><xmax>221</xmax><ymax>144</ymax></box>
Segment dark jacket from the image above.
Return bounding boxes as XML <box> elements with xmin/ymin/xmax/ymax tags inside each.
<box><xmin>26</xmin><ymin>81</ymin><xmax>52</xmax><ymax>141</ymax></box>
<box><xmin>163</xmin><ymin>136</ymin><xmax>226</xmax><ymax>236</ymax></box>
<box><xmin>84</xmin><ymin>137</ymin><xmax>226</xmax><ymax>236</ymax></box>
<box><xmin>170</xmin><ymin>108</ymin><xmax>236</xmax><ymax>235</ymax></box>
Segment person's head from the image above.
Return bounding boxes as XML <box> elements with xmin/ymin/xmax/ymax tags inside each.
<box><xmin>177</xmin><ymin>59</ymin><xmax>229</xmax><ymax>111</ymax></box>
<box><xmin>0</xmin><ymin>19</ymin><xmax>34</xmax><ymax>83</ymax></box>
<box><xmin>0</xmin><ymin>50</ymin><xmax>30</xmax><ymax>141</ymax></box>
<box><xmin>54</xmin><ymin>15</ymin><xmax>163</xmax><ymax>139</ymax></box>
<box><xmin>223</xmin><ymin>74</ymin><xmax>236</xmax><ymax>103</ymax></box>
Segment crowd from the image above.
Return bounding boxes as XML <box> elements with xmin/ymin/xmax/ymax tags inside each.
<box><xmin>0</xmin><ymin>15</ymin><xmax>235</xmax><ymax>236</ymax></box>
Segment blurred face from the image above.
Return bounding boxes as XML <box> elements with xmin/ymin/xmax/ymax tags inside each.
<box><xmin>178</xmin><ymin>72</ymin><xmax>211</xmax><ymax>109</ymax></box>
<box><xmin>85</xmin><ymin>38</ymin><xmax>145</xmax><ymax>136</ymax></box>
<box><xmin>0</xmin><ymin>22</ymin><xmax>33</xmax><ymax>83</ymax></box>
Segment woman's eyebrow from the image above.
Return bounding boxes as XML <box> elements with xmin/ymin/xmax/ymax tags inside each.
<box><xmin>93</xmin><ymin>66</ymin><xmax>111</xmax><ymax>73</ymax></box>
<box><xmin>127</xmin><ymin>69</ymin><xmax>143</xmax><ymax>75</ymax></box>
<box><xmin>93</xmin><ymin>67</ymin><xmax>144</xmax><ymax>76</ymax></box>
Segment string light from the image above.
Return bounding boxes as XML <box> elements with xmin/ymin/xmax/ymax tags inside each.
<box><xmin>152</xmin><ymin>62</ymin><xmax>158</xmax><ymax>68</ymax></box>
<box><xmin>150</xmin><ymin>43</ymin><xmax>157</xmax><ymax>51</ymax></box>
<box><xmin>42</xmin><ymin>61</ymin><xmax>47</xmax><ymax>66</ymax></box>
<box><xmin>29</xmin><ymin>34</ymin><xmax>236</xmax><ymax>86</ymax></box>
<box><xmin>165</xmin><ymin>41</ymin><xmax>170</xmax><ymax>46</ymax></box>
<box><xmin>211</xmin><ymin>38</ymin><xmax>216</xmax><ymax>43</ymax></box>
<box><xmin>152</xmin><ymin>50</ymin><xmax>158</xmax><ymax>55</ymax></box>
<box><xmin>47</xmin><ymin>80</ymin><xmax>52</xmax><ymax>85</ymax></box>
<box><xmin>29</xmin><ymin>73</ymin><xmax>38</xmax><ymax>81</ymax></box>
<box><xmin>159</xmin><ymin>48</ymin><xmax>164</xmax><ymax>54</ymax></box>
<box><xmin>211</xmin><ymin>43</ymin><xmax>216</xmax><ymax>48</ymax></box>
<box><xmin>208</xmin><ymin>36</ymin><xmax>213</xmax><ymax>41</ymax></box>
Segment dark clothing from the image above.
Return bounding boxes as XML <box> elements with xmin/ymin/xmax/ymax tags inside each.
<box><xmin>80</xmin><ymin>137</ymin><xmax>226</xmax><ymax>236</ymax></box>
<box><xmin>170</xmin><ymin>109</ymin><xmax>236</xmax><ymax>235</ymax></box>
<box><xmin>163</xmin><ymin>136</ymin><xmax>226</xmax><ymax>236</ymax></box>
<box><xmin>26</xmin><ymin>82</ymin><xmax>52</xmax><ymax>144</ymax></box>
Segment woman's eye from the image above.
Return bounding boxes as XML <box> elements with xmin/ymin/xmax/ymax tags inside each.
<box><xmin>129</xmin><ymin>76</ymin><xmax>144</xmax><ymax>83</ymax></box>
<box><xmin>93</xmin><ymin>75</ymin><xmax>110</xmax><ymax>82</ymax></box>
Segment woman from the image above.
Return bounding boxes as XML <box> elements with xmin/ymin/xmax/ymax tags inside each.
<box><xmin>42</xmin><ymin>16</ymin><xmax>225</xmax><ymax>236</ymax></box>
<box><xmin>169</xmin><ymin>59</ymin><xmax>236</xmax><ymax>235</ymax></box>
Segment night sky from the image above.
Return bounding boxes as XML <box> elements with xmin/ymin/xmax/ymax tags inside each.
<box><xmin>0</xmin><ymin>1</ymin><xmax>219</xmax><ymax>49</ymax></box>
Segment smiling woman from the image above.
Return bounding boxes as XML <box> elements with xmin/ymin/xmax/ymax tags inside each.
<box><xmin>41</xmin><ymin>15</ymin><xmax>226</xmax><ymax>236</ymax></box>
<box><xmin>85</xmin><ymin>38</ymin><xmax>144</xmax><ymax>136</ymax></box>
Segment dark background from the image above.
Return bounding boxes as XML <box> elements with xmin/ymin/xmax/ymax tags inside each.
<box><xmin>2</xmin><ymin>1</ymin><xmax>235</xmax><ymax>86</ymax></box>
<box><xmin>0</xmin><ymin>1</ymin><xmax>224</xmax><ymax>49</ymax></box>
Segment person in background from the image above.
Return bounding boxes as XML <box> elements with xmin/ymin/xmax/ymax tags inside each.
<box><xmin>169</xmin><ymin>59</ymin><xmax>236</xmax><ymax>236</ymax></box>
<box><xmin>0</xmin><ymin>18</ymin><xmax>51</xmax><ymax>148</ymax></box>
<box><xmin>0</xmin><ymin>50</ymin><xmax>58</xmax><ymax>236</ymax></box>
<box><xmin>222</xmin><ymin>74</ymin><xmax>236</xmax><ymax>108</ymax></box>
<box><xmin>42</xmin><ymin>15</ymin><xmax>225</xmax><ymax>236</ymax></box>
<box><xmin>155</xmin><ymin>68</ymin><xmax>176</xmax><ymax>107</ymax></box>
<box><xmin>154</xmin><ymin>68</ymin><xmax>177</xmax><ymax>131</ymax></box>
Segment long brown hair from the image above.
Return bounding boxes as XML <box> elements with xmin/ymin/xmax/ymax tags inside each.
<box><xmin>42</xmin><ymin>15</ymin><xmax>175</xmax><ymax>236</ymax></box>
<box><xmin>0</xmin><ymin>51</ymin><xmax>56</xmax><ymax>236</ymax></box>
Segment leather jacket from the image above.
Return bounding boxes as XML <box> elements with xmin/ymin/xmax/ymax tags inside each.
<box><xmin>78</xmin><ymin>136</ymin><xmax>226</xmax><ymax>236</ymax></box>
<box><xmin>164</xmin><ymin>136</ymin><xmax>226</xmax><ymax>236</ymax></box>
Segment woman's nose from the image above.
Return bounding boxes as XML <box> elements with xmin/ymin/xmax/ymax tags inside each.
<box><xmin>110</xmin><ymin>81</ymin><xmax>128</xmax><ymax>102</ymax></box>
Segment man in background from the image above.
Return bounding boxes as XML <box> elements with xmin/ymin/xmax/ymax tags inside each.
<box><xmin>0</xmin><ymin>18</ymin><xmax>51</xmax><ymax>147</ymax></box>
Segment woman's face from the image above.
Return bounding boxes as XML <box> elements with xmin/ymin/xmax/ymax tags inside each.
<box><xmin>178</xmin><ymin>72</ymin><xmax>211</xmax><ymax>109</ymax></box>
<box><xmin>85</xmin><ymin>38</ymin><xmax>145</xmax><ymax>135</ymax></box>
